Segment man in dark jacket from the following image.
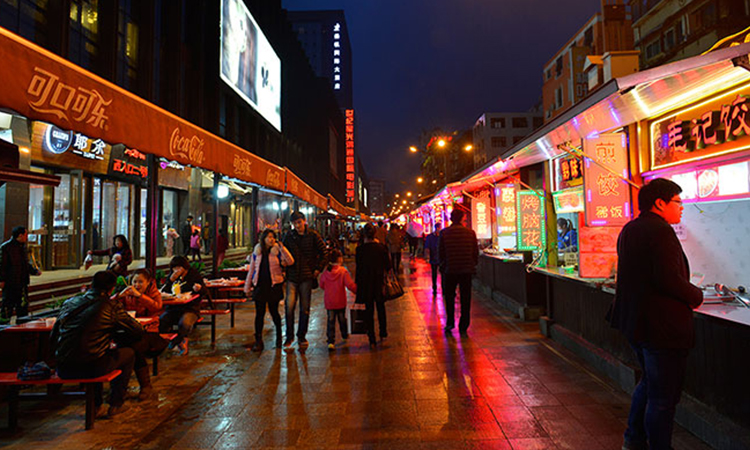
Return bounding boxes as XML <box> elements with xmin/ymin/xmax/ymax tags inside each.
<box><xmin>181</xmin><ymin>215</ymin><xmax>193</xmax><ymax>256</ymax></box>
<box><xmin>52</xmin><ymin>271</ymin><xmax>143</xmax><ymax>418</ymax></box>
<box><xmin>424</xmin><ymin>223</ymin><xmax>442</xmax><ymax>296</ymax></box>
<box><xmin>158</xmin><ymin>256</ymin><xmax>207</xmax><ymax>355</ymax></box>
<box><xmin>282</xmin><ymin>211</ymin><xmax>327</xmax><ymax>348</ymax></box>
<box><xmin>438</xmin><ymin>208</ymin><xmax>478</xmax><ymax>335</ymax></box>
<box><xmin>0</xmin><ymin>226</ymin><xmax>41</xmax><ymax>321</ymax></box>
<box><xmin>608</xmin><ymin>178</ymin><xmax>703</xmax><ymax>450</ymax></box>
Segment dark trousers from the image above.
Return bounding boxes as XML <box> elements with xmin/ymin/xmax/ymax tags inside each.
<box><xmin>407</xmin><ymin>236</ymin><xmax>417</xmax><ymax>257</ymax></box>
<box><xmin>625</xmin><ymin>343</ymin><xmax>689</xmax><ymax>450</ymax></box>
<box><xmin>365</xmin><ymin>300</ymin><xmax>387</xmax><ymax>344</ymax></box>
<box><xmin>158</xmin><ymin>309</ymin><xmax>200</xmax><ymax>344</ymax></box>
<box><xmin>254</xmin><ymin>295</ymin><xmax>281</xmax><ymax>338</ymax></box>
<box><xmin>390</xmin><ymin>251</ymin><xmax>401</xmax><ymax>273</ymax></box>
<box><xmin>442</xmin><ymin>273</ymin><xmax>472</xmax><ymax>331</ymax></box>
<box><xmin>1</xmin><ymin>287</ymin><xmax>28</xmax><ymax>319</ymax></box>
<box><xmin>326</xmin><ymin>308</ymin><xmax>348</xmax><ymax>344</ymax></box>
<box><xmin>189</xmin><ymin>247</ymin><xmax>202</xmax><ymax>261</ymax></box>
<box><xmin>57</xmin><ymin>348</ymin><xmax>135</xmax><ymax>407</ymax></box>
<box><xmin>128</xmin><ymin>333</ymin><xmax>169</xmax><ymax>370</ymax></box>
<box><xmin>182</xmin><ymin>239</ymin><xmax>190</xmax><ymax>256</ymax></box>
<box><xmin>430</xmin><ymin>264</ymin><xmax>440</xmax><ymax>292</ymax></box>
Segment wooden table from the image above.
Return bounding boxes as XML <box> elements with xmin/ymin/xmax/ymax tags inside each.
<box><xmin>3</xmin><ymin>320</ymin><xmax>54</xmax><ymax>333</ymax></box>
<box><xmin>161</xmin><ymin>293</ymin><xmax>199</xmax><ymax>306</ymax></box>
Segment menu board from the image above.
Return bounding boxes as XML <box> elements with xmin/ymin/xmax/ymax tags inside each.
<box><xmin>516</xmin><ymin>190</ymin><xmax>545</xmax><ymax>251</ymax></box>
<box><xmin>578</xmin><ymin>225</ymin><xmax>620</xmax><ymax>278</ymax></box>
<box><xmin>583</xmin><ymin>133</ymin><xmax>631</xmax><ymax>227</ymax></box>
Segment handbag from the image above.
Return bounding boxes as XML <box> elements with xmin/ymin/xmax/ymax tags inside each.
<box><xmin>382</xmin><ymin>269</ymin><xmax>404</xmax><ymax>301</ymax></box>
<box><xmin>348</xmin><ymin>302</ymin><xmax>368</xmax><ymax>335</ymax></box>
<box><xmin>17</xmin><ymin>361</ymin><xmax>52</xmax><ymax>381</ymax></box>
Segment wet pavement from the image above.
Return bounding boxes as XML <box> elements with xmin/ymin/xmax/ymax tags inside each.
<box><xmin>0</xmin><ymin>256</ymin><xmax>711</xmax><ymax>449</ymax></box>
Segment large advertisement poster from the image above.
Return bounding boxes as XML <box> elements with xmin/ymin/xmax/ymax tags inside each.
<box><xmin>220</xmin><ymin>0</ymin><xmax>281</xmax><ymax>131</ymax></box>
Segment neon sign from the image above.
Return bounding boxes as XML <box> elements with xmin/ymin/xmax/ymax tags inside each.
<box><xmin>651</xmin><ymin>84</ymin><xmax>750</xmax><ymax>169</ymax></box>
<box><xmin>345</xmin><ymin>109</ymin><xmax>355</xmax><ymax>203</ymax></box>
<box><xmin>516</xmin><ymin>190</ymin><xmax>545</xmax><ymax>251</ymax></box>
<box><xmin>583</xmin><ymin>133</ymin><xmax>631</xmax><ymax>227</ymax></box>
<box><xmin>333</xmin><ymin>23</ymin><xmax>342</xmax><ymax>91</ymax></box>
<box><xmin>471</xmin><ymin>190</ymin><xmax>491</xmax><ymax>240</ymax></box>
<box><xmin>495</xmin><ymin>184</ymin><xmax>518</xmax><ymax>234</ymax></box>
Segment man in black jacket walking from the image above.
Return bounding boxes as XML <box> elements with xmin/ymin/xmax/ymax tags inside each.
<box><xmin>0</xmin><ymin>226</ymin><xmax>41</xmax><ymax>321</ymax></box>
<box><xmin>608</xmin><ymin>178</ymin><xmax>703</xmax><ymax>450</ymax></box>
<box><xmin>282</xmin><ymin>211</ymin><xmax>327</xmax><ymax>348</ymax></box>
<box><xmin>52</xmin><ymin>271</ymin><xmax>143</xmax><ymax>418</ymax></box>
<box><xmin>438</xmin><ymin>208</ymin><xmax>478</xmax><ymax>335</ymax></box>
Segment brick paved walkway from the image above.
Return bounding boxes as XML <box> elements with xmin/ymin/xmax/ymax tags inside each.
<box><xmin>0</xmin><ymin>256</ymin><xmax>711</xmax><ymax>449</ymax></box>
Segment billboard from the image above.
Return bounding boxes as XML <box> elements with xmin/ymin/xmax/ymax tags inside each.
<box><xmin>220</xmin><ymin>0</ymin><xmax>281</xmax><ymax>131</ymax></box>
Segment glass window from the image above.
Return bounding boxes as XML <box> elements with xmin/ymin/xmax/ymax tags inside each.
<box><xmin>117</xmin><ymin>0</ymin><xmax>139</xmax><ymax>89</ymax></box>
<box><xmin>69</xmin><ymin>0</ymin><xmax>99</xmax><ymax>69</ymax></box>
<box><xmin>512</xmin><ymin>117</ymin><xmax>528</xmax><ymax>128</ymax></box>
<box><xmin>139</xmin><ymin>188</ymin><xmax>147</xmax><ymax>257</ymax></box>
<box><xmin>116</xmin><ymin>183</ymin><xmax>130</xmax><ymax>237</ymax></box>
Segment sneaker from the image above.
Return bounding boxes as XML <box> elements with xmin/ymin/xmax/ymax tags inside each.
<box><xmin>444</xmin><ymin>325</ymin><xmax>454</xmax><ymax>333</ymax></box>
<box><xmin>178</xmin><ymin>338</ymin><xmax>189</xmax><ymax>356</ymax></box>
<box><xmin>298</xmin><ymin>338</ymin><xmax>308</xmax><ymax>347</ymax></box>
<box><xmin>283</xmin><ymin>338</ymin><xmax>294</xmax><ymax>349</ymax></box>
<box><xmin>251</xmin><ymin>340</ymin><xmax>264</xmax><ymax>352</ymax></box>
<box><xmin>459</xmin><ymin>329</ymin><xmax>468</xmax><ymax>337</ymax></box>
<box><xmin>327</xmin><ymin>343</ymin><xmax>335</xmax><ymax>350</ymax></box>
<box><xmin>138</xmin><ymin>386</ymin><xmax>155</xmax><ymax>402</ymax></box>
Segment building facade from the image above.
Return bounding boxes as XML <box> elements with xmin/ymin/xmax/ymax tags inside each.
<box><xmin>472</xmin><ymin>111</ymin><xmax>543</xmax><ymax>169</ymax></box>
<box><xmin>542</xmin><ymin>1</ymin><xmax>634</xmax><ymax>122</ymax></box>
<box><xmin>0</xmin><ymin>0</ymin><xmax>343</xmax><ymax>271</ymax></box>
<box><xmin>629</xmin><ymin>0</ymin><xmax>750</xmax><ymax>70</ymax></box>
<box><xmin>368</xmin><ymin>178</ymin><xmax>386</xmax><ymax>215</ymax></box>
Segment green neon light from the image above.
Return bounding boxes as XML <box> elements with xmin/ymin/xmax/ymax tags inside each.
<box><xmin>516</xmin><ymin>190</ymin><xmax>546</xmax><ymax>251</ymax></box>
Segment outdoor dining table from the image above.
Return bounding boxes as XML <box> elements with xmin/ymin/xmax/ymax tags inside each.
<box><xmin>160</xmin><ymin>293</ymin><xmax>200</xmax><ymax>306</ymax></box>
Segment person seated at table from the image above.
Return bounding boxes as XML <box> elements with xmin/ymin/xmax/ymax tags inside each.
<box><xmin>51</xmin><ymin>271</ymin><xmax>143</xmax><ymax>418</ymax></box>
<box><xmin>118</xmin><ymin>269</ymin><xmax>163</xmax><ymax>318</ymax></box>
<box><xmin>158</xmin><ymin>256</ymin><xmax>206</xmax><ymax>355</ymax></box>
<box><xmin>88</xmin><ymin>235</ymin><xmax>133</xmax><ymax>277</ymax></box>
<box><xmin>116</xmin><ymin>268</ymin><xmax>167</xmax><ymax>400</ymax></box>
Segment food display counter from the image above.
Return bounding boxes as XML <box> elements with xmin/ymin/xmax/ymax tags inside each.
<box><xmin>475</xmin><ymin>251</ymin><xmax>547</xmax><ymax>321</ymax></box>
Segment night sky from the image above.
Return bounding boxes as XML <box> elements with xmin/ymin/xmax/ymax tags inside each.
<box><xmin>282</xmin><ymin>0</ymin><xmax>601</xmax><ymax>196</ymax></box>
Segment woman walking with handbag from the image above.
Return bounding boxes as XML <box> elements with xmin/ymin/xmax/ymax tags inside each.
<box><xmin>355</xmin><ymin>223</ymin><xmax>392</xmax><ymax>348</ymax></box>
<box><xmin>244</xmin><ymin>229</ymin><xmax>294</xmax><ymax>351</ymax></box>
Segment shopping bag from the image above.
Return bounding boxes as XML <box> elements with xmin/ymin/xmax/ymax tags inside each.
<box><xmin>348</xmin><ymin>302</ymin><xmax>367</xmax><ymax>335</ymax></box>
<box><xmin>382</xmin><ymin>270</ymin><xmax>404</xmax><ymax>301</ymax></box>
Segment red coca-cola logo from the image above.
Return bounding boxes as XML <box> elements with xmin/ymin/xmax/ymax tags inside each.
<box><xmin>170</xmin><ymin>127</ymin><xmax>205</xmax><ymax>165</ymax></box>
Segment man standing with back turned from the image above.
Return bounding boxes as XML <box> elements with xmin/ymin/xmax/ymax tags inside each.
<box><xmin>439</xmin><ymin>208</ymin><xmax>478</xmax><ymax>336</ymax></box>
<box><xmin>608</xmin><ymin>178</ymin><xmax>703</xmax><ymax>450</ymax></box>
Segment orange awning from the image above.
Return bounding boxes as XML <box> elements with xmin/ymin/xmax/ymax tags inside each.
<box><xmin>0</xmin><ymin>26</ymin><xmax>285</xmax><ymax>191</ymax></box>
<box><xmin>327</xmin><ymin>194</ymin><xmax>348</xmax><ymax>216</ymax></box>
<box><xmin>284</xmin><ymin>168</ymin><xmax>328</xmax><ymax>211</ymax></box>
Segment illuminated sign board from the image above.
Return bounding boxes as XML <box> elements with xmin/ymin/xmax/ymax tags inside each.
<box><xmin>495</xmin><ymin>184</ymin><xmax>518</xmax><ymax>235</ymax></box>
<box><xmin>646</xmin><ymin>159</ymin><xmax>750</xmax><ymax>203</ymax></box>
<box><xmin>471</xmin><ymin>190</ymin><xmax>492</xmax><ymax>240</ymax></box>
<box><xmin>32</xmin><ymin>122</ymin><xmax>111</xmax><ymax>173</ymax></box>
<box><xmin>516</xmin><ymin>190</ymin><xmax>545</xmax><ymax>251</ymax></box>
<box><xmin>555</xmin><ymin>155</ymin><xmax>583</xmax><ymax>190</ymax></box>
<box><xmin>552</xmin><ymin>187</ymin><xmax>584</xmax><ymax>214</ymax></box>
<box><xmin>109</xmin><ymin>145</ymin><xmax>148</xmax><ymax>180</ymax></box>
<box><xmin>650</xmin><ymin>84</ymin><xmax>750</xmax><ymax>170</ymax></box>
<box><xmin>333</xmin><ymin>23</ymin><xmax>342</xmax><ymax>91</ymax></box>
<box><xmin>220</xmin><ymin>0</ymin><xmax>281</xmax><ymax>131</ymax></box>
<box><xmin>583</xmin><ymin>133</ymin><xmax>631</xmax><ymax>227</ymax></box>
<box><xmin>345</xmin><ymin>109</ymin><xmax>355</xmax><ymax>203</ymax></box>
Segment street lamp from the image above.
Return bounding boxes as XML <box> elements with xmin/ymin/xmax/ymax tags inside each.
<box><xmin>437</xmin><ymin>139</ymin><xmax>446</xmax><ymax>148</ymax></box>
<box><xmin>406</xmin><ymin>192</ymin><xmax>412</xmax><ymax>197</ymax></box>
<box><xmin>409</xmin><ymin>146</ymin><xmax>419</xmax><ymax>153</ymax></box>
<box><xmin>395</xmin><ymin>193</ymin><xmax>400</xmax><ymax>198</ymax></box>
<box><xmin>464</xmin><ymin>144</ymin><xmax>473</xmax><ymax>152</ymax></box>
<box><xmin>417</xmin><ymin>177</ymin><xmax>423</xmax><ymax>183</ymax></box>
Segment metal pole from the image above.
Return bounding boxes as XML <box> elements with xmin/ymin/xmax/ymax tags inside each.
<box><xmin>145</xmin><ymin>155</ymin><xmax>159</xmax><ymax>274</ymax></box>
<box><xmin>212</xmin><ymin>172</ymin><xmax>220</xmax><ymax>278</ymax></box>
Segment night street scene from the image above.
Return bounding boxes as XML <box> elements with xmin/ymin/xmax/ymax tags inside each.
<box><xmin>1</xmin><ymin>0</ymin><xmax>750</xmax><ymax>449</ymax></box>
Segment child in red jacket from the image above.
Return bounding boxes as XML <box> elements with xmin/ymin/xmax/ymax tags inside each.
<box><xmin>318</xmin><ymin>249</ymin><xmax>356</xmax><ymax>349</ymax></box>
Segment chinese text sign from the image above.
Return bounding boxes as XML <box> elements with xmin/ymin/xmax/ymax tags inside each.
<box><xmin>516</xmin><ymin>190</ymin><xmax>545</xmax><ymax>251</ymax></box>
<box><xmin>583</xmin><ymin>133</ymin><xmax>631</xmax><ymax>227</ymax></box>
<box><xmin>471</xmin><ymin>190</ymin><xmax>492</xmax><ymax>240</ymax></box>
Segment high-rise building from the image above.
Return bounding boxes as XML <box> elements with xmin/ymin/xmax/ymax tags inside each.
<box><xmin>542</xmin><ymin>1</ymin><xmax>634</xmax><ymax>123</ymax></box>
<box><xmin>628</xmin><ymin>0</ymin><xmax>750</xmax><ymax>70</ymax></box>
<box><xmin>473</xmin><ymin>110</ymin><xmax>543</xmax><ymax>168</ymax></box>
<box><xmin>368</xmin><ymin>178</ymin><xmax>386</xmax><ymax>215</ymax></box>
<box><xmin>287</xmin><ymin>10</ymin><xmax>353</xmax><ymax>111</ymax></box>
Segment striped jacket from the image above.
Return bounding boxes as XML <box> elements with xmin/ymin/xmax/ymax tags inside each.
<box><xmin>438</xmin><ymin>223</ymin><xmax>478</xmax><ymax>275</ymax></box>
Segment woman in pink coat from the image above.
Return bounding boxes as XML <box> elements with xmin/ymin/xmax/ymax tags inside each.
<box><xmin>319</xmin><ymin>249</ymin><xmax>356</xmax><ymax>349</ymax></box>
<box><xmin>244</xmin><ymin>229</ymin><xmax>294</xmax><ymax>351</ymax></box>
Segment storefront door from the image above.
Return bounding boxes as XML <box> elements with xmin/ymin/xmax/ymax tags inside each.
<box><xmin>50</xmin><ymin>171</ymin><xmax>83</xmax><ymax>269</ymax></box>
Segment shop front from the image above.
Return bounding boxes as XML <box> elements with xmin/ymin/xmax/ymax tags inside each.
<box><xmin>457</xmin><ymin>44</ymin><xmax>750</xmax><ymax>446</ymax></box>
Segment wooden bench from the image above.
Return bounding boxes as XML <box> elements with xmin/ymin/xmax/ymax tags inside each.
<box><xmin>197</xmin><ymin>310</ymin><xmax>230</xmax><ymax>343</ymax></box>
<box><xmin>201</xmin><ymin>298</ymin><xmax>247</xmax><ymax>327</ymax></box>
<box><xmin>152</xmin><ymin>333</ymin><xmax>178</xmax><ymax>376</ymax></box>
<box><xmin>0</xmin><ymin>370</ymin><xmax>121</xmax><ymax>430</ymax></box>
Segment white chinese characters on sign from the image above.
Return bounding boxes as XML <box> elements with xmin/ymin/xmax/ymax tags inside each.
<box><xmin>583</xmin><ymin>134</ymin><xmax>630</xmax><ymax>227</ymax></box>
<box><xmin>27</xmin><ymin>67</ymin><xmax>111</xmax><ymax>130</ymax></box>
<box><xmin>333</xmin><ymin>23</ymin><xmax>342</xmax><ymax>91</ymax></box>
